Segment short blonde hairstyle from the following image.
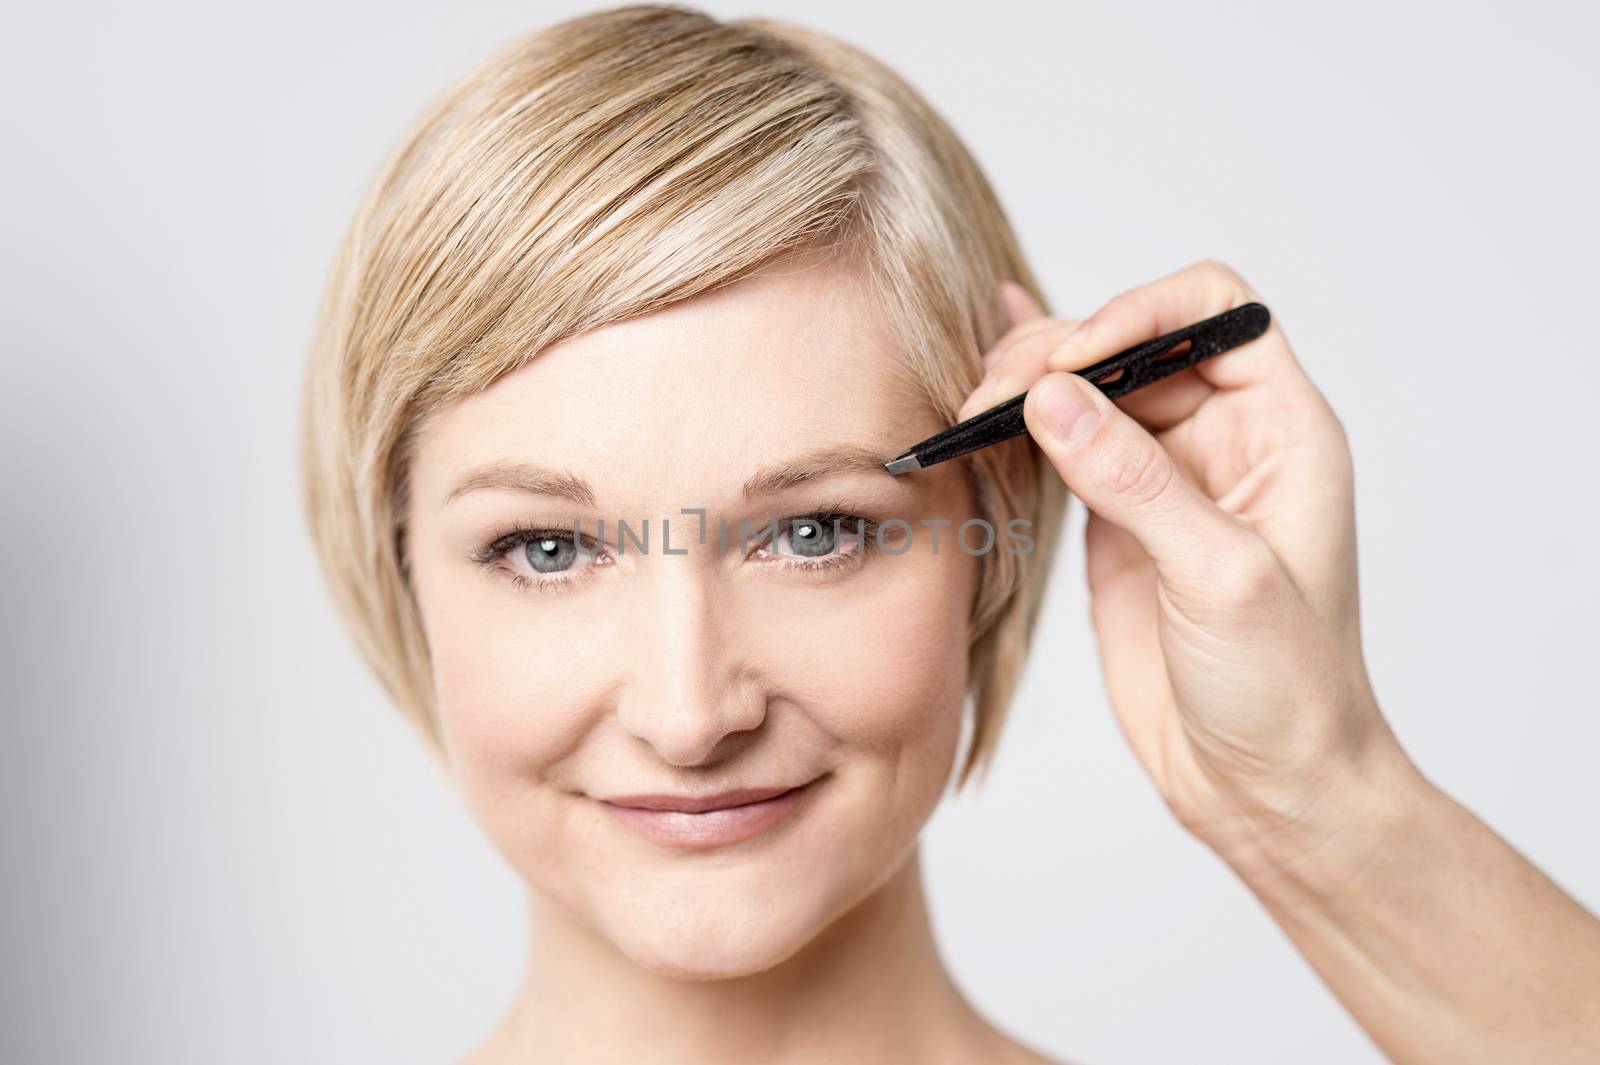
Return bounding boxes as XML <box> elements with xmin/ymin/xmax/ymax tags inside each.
<box><xmin>299</xmin><ymin>4</ymin><xmax>1069</xmax><ymax>791</ymax></box>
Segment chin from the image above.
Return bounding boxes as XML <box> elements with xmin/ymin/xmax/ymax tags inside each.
<box><xmin>596</xmin><ymin>868</ymin><xmax>850</xmax><ymax>981</ymax></box>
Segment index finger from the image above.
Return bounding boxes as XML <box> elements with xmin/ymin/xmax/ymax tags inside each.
<box><xmin>1047</xmin><ymin>259</ymin><xmax>1295</xmax><ymax>396</ymax></box>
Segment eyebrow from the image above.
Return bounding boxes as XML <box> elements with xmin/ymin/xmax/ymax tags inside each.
<box><xmin>443</xmin><ymin>444</ymin><xmax>907</xmax><ymax>508</ymax></box>
<box><xmin>739</xmin><ymin>444</ymin><xmax>903</xmax><ymax>501</ymax></box>
<box><xmin>445</xmin><ymin>462</ymin><xmax>598</xmax><ymax>508</ymax></box>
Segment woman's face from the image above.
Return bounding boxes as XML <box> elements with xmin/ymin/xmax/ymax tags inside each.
<box><xmin>405</xmin><ymin>254</ymin><xmax>982</xmax><ymax>978</ymax></box>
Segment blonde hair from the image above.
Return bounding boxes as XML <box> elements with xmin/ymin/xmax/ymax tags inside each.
<box><xmin>299</xmin><ymin>4</ymin><xmax>1069</xmax><ymax>792</ymax></box>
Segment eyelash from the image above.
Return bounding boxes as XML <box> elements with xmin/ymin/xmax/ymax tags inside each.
<box><xmin>470</xmin><ymin>505</ymin><xmax>884</xmax><ymax>595</ymax></box>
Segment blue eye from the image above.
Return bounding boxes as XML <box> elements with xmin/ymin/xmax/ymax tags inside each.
<box><xmin>472</xmin><ymin>525</ymin><xmax>606</xmax><ymax>593</ymax></box>
<box><xmin>507</xmin><ymin>530</ymin><xmax>603</xmax><ymax>577</ymax></box>
<box><xmin>760</xmin><ymin>513</ymin><xmax>879</xmax><ymax>565</ymax></box>
<box><xmin>471</xmin><ymin>508</ymin><xmax>882</xmax><ymax>595</ymax></box>
<box><xmin>523</xmin><ymin>533</ymin><xmax>581</xmax><ymax>574</ymax></box>
<box><xmin>782</xmin><ymin>517</ymin><xmax>837</xmax><ymax>557</ymax></box>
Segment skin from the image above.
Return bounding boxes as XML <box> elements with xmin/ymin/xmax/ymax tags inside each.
<box><xmin>406</xmin><ymin>247</ymin><xmax>1600</xmax><ymax>1064</ymax></box>
<box><xmin>406</xmin><ymin>248</ymin><xmax>1060</xmax><ymax>1065</ymax></box>
<box><xmin>974</xmin><ymin>259</ymin><xmax>1600</xmax><ymax>1064</ymax></box>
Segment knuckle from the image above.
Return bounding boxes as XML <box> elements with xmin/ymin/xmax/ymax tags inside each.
<box><xmin>1191</xmin><ymin>257</ymin><xmax>1260</xmax><ymax>301</ymax></box>
<box><xmin>1325</xmin><ymin>421</ymin><xmax>1355</xmax><ymax>477</ymax></box>
<box><xmin>1102</xmin><ymin>438</ymin><xmax>1177</xmax><ymax>505</ymax></box>
<box><xmin>1193</xmin><ymin>257</ymin><xmax>1237</xmax><ymax>282</ymax></box>
<box><xmin>1299</xmin><ymin>402</ymin><xmax>1356</xmax><ymax>482</ymax></box>
<box><xmin>1163</xmin><ymin>788</ymin><xmax>1211</xmax><ymax>836</ymax></box>
<box><xmin>1328</xmin><ymin>409</ymin><xmax>1353</xmax><ymax>451</ymax></box>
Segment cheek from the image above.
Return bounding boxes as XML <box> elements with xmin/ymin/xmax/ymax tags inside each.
<box><xmin>424</xmin><ymin>575</ymin><xmax>615</xmax><ymax>787</ymax></box>
<box><xmin>423</xmin><ymin>586</ymin><xmax>630</xmax><ymax>884</ymax></box>
<box><xmin>423</xmin><ymin>540</ymin><xmax>979</xmax><ymax>783</ymax></box>
<box><xmin>752</xmin><ymin>547</ymin><xmax>978</xmax><ymax>759</ymax></box>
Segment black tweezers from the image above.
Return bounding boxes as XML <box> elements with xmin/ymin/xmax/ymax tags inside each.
<box><xmin>883</xmin><ymin>302</ymin><xmax>1271</xmax><ymax>474</ymax></box>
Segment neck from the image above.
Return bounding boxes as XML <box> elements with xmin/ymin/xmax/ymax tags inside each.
<box><xmin>473</xmin><ymin>843</ymin><xmax>1001</xmax><ymax>1065</ymax></box>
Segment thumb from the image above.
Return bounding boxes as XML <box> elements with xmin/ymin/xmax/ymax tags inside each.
<box><xmin>1022</xmin><ymin>371</ymin><xmax>1255</xmax><ymax>579</ymax></box>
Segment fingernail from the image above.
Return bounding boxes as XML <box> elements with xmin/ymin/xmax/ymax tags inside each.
<box><xmin>1035</xmin><ymin>375</ymin><xmax>1100</xmax><ymax>447</ymax></box>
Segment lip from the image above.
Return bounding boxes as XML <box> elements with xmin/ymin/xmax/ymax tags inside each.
<box><xmin>597</xmin><ymin>777</ymin><xmax>825</xmax><ymax>850</ymax></box>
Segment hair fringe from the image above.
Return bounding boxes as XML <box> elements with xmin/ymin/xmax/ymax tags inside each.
<box><xmin>299</xmin><ymin>3</ymin><xmax>1069</xmax><ymax>792</ymax></box>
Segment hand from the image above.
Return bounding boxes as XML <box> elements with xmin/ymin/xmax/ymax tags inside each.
<box><xmin>965</xmin><ymin>260</ymin><xmax>1410</xmax><ymax>869</ymax></box>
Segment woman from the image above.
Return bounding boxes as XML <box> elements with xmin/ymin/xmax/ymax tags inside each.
<box><xmin>298</xmin><ymin>6</ymin><xmax>1600</xmax><ymax>1063</ymax></box>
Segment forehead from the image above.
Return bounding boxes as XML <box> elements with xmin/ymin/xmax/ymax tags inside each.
<box><xmin>413</xmin><ymin>257</ymin><xmax>941</xmax><ymax>513</ymax></box>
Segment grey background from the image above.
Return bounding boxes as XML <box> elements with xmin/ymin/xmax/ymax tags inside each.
<box><xmin>5</xmin><ymin>2</ymin><xmax>1596</xmax><ymax>1062</ymax></box>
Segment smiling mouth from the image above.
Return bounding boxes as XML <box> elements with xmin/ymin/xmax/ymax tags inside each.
<box><xmin>595</xmin><ymin>776</ymin><xmax>826</xmax><ymax>850</ymax></box>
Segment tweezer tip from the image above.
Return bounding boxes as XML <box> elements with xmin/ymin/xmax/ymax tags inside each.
<box><xmin>884</xmin><ymin>454</ymin><xmax>922</xmax><ymax>476</ymax></box>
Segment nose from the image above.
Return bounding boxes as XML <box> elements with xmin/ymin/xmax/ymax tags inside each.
<box><xmin>614</xmin><ymin>560</ymin><xmax>768</xmax><ymax>766</ymax></box>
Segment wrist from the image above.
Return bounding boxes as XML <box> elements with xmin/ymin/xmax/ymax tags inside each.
<box><xmin>1196</xmin><ymin>716</ymin><xmax>1435</xmax><ymax>913</ymax></box>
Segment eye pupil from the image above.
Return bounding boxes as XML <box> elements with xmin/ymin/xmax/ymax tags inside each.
<box><xmin>525</xmin><ymin>536</ymin><xmax>577</xmax><ymax>574</ymax></box>
<box><xmin>787</xmin><ymin>518</ymin><xmax>836</xmax><ymax>558</ymax></box>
